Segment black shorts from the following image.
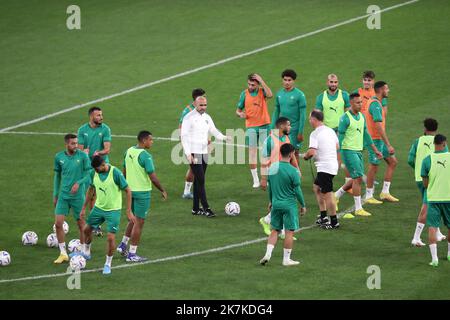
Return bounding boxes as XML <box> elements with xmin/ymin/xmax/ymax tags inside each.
<box><xmin>314</xmin><ymin>172</ymin><xmax>335</xmax><ymax>194</ymax></box>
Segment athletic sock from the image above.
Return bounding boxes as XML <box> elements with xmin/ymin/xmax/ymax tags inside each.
<box><xmin>366</xmin><ymin>187</ymin><xmax>374</xmax><ymax>199</ymax></box>
<box><xmin>320</xmin><ymin>210</ymin><xmax>327</xmax><ymax>219</ymax></box>
<box><xmin>84</xmin><ymin>243</ymin><xmax>91</xmax><ymax>256</ymax></box>
<box><xmin>105</xmin><ymin>255</ymin><xmax>113</xmax><ymax>267</ymax></box>
<box><xmin>413</xmin><ymin>223</ymin><xmax>425</xmax><ymax>241</ymax></box>
<box><xmin>429</xmin><ymin>243</ymin><xmax>438</xmax><ymax>263</ymax></box>
<box><xmin>354</xmin><ymin>196</ymin><xmax>363</xmax><ymax>211</ymax></box>
<box><xmin>129</xmin><ymin>245</ymin><xmax>137</xmax><ymax>254</ymax></box>
<box><xmin>184</xmin><ymin>181</ymin><xmax>193</xmax><ymax>195</ymax></box>
<box><xmin>382</xmin><ymin>181</ymin><xmax>391</xmax><ymax>194</ymax></box>
<box><xmin>335</xmin><ymin>188</ymin><xmax>346</xmax><ymax>199</ymax></box>
<box><xmin>264</xmin><ymin>212</ymin><xmax>271</xmax><ymax>224</ymax></box>
<box><xmin>283</xmin><ymin>248</ymin><xmax>292</xmax><ymax>262</ymax></box>
<box><xmin>265</xmin><ymin>244</ymin><xmax>274</xmax><ymax>259</ymax></box>
<box><xmin>330</xmin><ymin>215</ymin><xmax>338</xmax><ymax>226</ymax></box>
<box><xmin>251</xmin><ymin>168</ymin><xmax>259</xmax><ymax>184</ymax></box>
<box><xmin>121</xmin><ymin>236</ymin><xmax>130</xmax><ymax>245</ymax></box>
<box><xmin>58</xmin><ymin>243</ymin><xmax>67</xmax><ymax>255</ymax></box>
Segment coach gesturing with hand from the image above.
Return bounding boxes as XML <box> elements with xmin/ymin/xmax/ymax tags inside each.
<box><xmin>181</xmin><ymin>96</ymin><xmax>229</xmax><ymax>217</ymax></box>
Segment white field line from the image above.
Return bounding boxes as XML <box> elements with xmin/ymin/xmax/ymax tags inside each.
<box><xmin>0</xmin><ymin>130</ymin><xmax>249</xmax><ymax>149</ymax></box>
<box><xmin>0</xmin><ymin>207</ymin><xmax>358</xmax><ymax>284</ymax></box>
<box><xmin>0</xmin><ymin>0</ymin><xmax>419</xmax><ymax>133</ymax></box>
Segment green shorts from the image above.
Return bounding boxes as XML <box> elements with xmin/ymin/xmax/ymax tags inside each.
<box><xmin>271</xmin><ymin>205</ymin><xmax>299</xmax><ymax>231</ymax></box>
<box><xmin>132</xmin><ymin>196</ymin><xmax>151</xmax><ymax>219</ymax></box>
<box><xmin>55</xmin><ymin>197</ymin><xmax>84</xmax><ymax>220</ymax></box>
<box><xmin>288</xmin><ymin>129</ymin><xmax>302</xmax><ymax>150</ymax></box>
<box><xmin>368</xmin><ymin>139</ymin><xmax>393</xmax><ymax>165</ymax></box>
<box><xmin>246</xmin><ymin>124</ymin><xmax>269</xmax><ymax>147</ymax></box>
<box><xmin>86</xmin><ymin>206</ymin><xmax>121</xmax><ymax>234</ymax></box>
<box><xmin>342</xmin><ymin>150</ymin><xmax>364</xmax><ymax>179</ymax></box>
<box><xmin>426</xmin><ymin>202</ymin><xmax>450</xmax><ymax>228</ymax></box>
<box><xmin>416</xmin><ymin>181</ymin><xmax>427</xmax><ymax>204</ymax></box>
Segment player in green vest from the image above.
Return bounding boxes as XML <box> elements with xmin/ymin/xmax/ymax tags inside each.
<box><xmin>78</xmin><ymin>106</ymin><xmax>112</xmax><ymax>237</ymax></box>
<box><xmin>408</xmin><ymin>118</ymin><xmax>447</xmax><ymax>246</ymax></box>
<box><xmin>260</xmin><ymin>143</ymin><xmax>306</xmax><ymax>267</ymax></box>
<box><xmin>315</xmin><ymin>74</ymin><xmax>350</xmax><ymax>132</ymax></box>
<box><xmin>421</xmin><ymin>134</ymin><xmax>450</xmax><ymax>267</ymax></box>
<box><xmin>179</xmin><ymin>88</ymin><xmax>206</xmax><ymax>199</ymax></box>
<box><xmin>333</xmin><ymin>93</ymin><xmax>382</xmax><ymax>218</ymax></box>
<box><xmin>80</xmin><ymin>155</ymin><xmax>134</xmax><ymax>275</ymax></box>
<box><xmin>53</xmin><ymin>134</ymin><xmax>91</xmax><ymax>264</ymax></box>
<box><xmin>116</xmin><ymin>131</ymin><xmax>168</xmax><ymax>262</ymax></box>
<box><xmin>271</xmin><ymin>69</ymin><xmax>307</xmax><ymax>164</ymax></box>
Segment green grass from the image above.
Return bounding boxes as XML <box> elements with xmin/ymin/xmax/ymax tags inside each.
<box><xmin>1</xmin><ymin>0</ymin><xmax>450</xmax><ymax>299</ymax></box>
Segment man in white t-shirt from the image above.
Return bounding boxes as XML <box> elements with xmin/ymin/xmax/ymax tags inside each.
<box><xmin>303</xmin><ymin>110</ymin><xmax>340</xmax><ymax>229</ymax></box>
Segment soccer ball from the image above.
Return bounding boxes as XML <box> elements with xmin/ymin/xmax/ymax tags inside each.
<box><xmin>69</xmin><ymin>255</ymin><xmax>86</xmax><ymax>271</ymax></box>
<box><xmin>0</xmin><ymin>251</ymin><xmax>11</xmax><ymax>266</ymax></box>
<box><xmin>68</xmin><ymin>239</ymin><xmax>82</xmax><ymax>253</ymax></box>
<box><xmin>53</xmin><ymin>221</ymin><xmax>69</xmax><ymax>234</ymax></box>
<box><xmin>225</xmin><ymin>202</ymin><xmax>240</xmax><ymax>216</ymax></box>
<box><xmin>46</xmin><ymin>233</ymin><xmax>58</xmax><ymax>248</ymax></box>
<box><xmin>22</xmin><ymin>231</ymin><xmax>38</xmax><ymax>245</ymax></box>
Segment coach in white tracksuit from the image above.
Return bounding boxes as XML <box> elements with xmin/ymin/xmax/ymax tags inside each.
<box><xmin>303</xmin><ymin>110</ymin><xmax>340</xmax><ymax>229</ymax></box>
<box><xmin>181</xmin><ymin>96</ymin><xmax>228</xmax><ymax>218</ymax></box>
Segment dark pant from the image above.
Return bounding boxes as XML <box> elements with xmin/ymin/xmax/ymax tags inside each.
<box><xmin>190</xmin><ymin>154</ymin><xmax>209</xmax><ymax>211</ymax></box>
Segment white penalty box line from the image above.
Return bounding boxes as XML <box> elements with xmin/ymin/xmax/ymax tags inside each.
<box><xmin>0</xmin><ymin>0</ymin><xmax>419</xmax><ymax>134</ymax></box>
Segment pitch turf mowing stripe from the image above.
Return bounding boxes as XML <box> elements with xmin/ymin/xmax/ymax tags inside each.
<box><xmin>0</xmin><ymin>0</ymin><xmax>419</xmax><ymax>133</ymax></box>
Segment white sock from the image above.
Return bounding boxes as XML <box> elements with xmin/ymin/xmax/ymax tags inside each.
<box><xmin>184</xmin><ymin>181</ymin><xmax>193</xmax><ymax>195</ymax></box>
<box><xmin>429</xmin><ymin>243</ymin><xmax>438</xmax><ymax>263</ymax></box>
<box><xmin>264</xmin><ymin>212</ymin><xmax>271</xmax><ymax>224</ymax></box>
<box><xmin>58</xmin><ymin>243</ymin><xmax>67</xmax><ymax>255</ymax></box>
<box><xmin>366</xmin><ymin>188</ymin><xmax>374</xmax><ymax>199</ymax></box>
<box><xmin>129</xmin><ymin>245</ymin><xmax>137</xmax><ymax>254</ymax></box>
<box><xmin>382</xmin><ymin>181</ymin><xmax>391</xmax><ymax>194</ymax></box>
<box><xmin>251</xmin><ymin>168</ymin><xmax>259</xmax><ymax>184</ymax></box>
<box><xmin>121</xmin><ymin>236</ymin><xmax>130</xmax><ymax>245</ymax></box>
<box><xmin>335</xmin><ymin>188</ymin><xmax>346</xmax><ymax>199</ymax></box>
<box><xmin>354</xmin><ymin>196</ymin><xmax>362</xmax><ymax>211</ymax></box>
<box><xmin>84</xmin><ymin>243</ymin><xmax>91</xmax><ymax>256</ymax></box>
<box><xmin>105</xmin><ymin>255</ymin><xmax>113</xmax><ymax>267</ymax></box>
<box><xmin>437</xmin><ymin>228</ymin><xmax>444</xmax><ymax>238</ymax></box>
<box><xmin>283</xmin><ymin>248</ymin><xmax>292</xmax><ymax>262</ymax></box>
<box><xmin>265</xmin><ymin>244</ymin><xmax>274</xmax><ymax>259</ymax></box>
<box><xmin>413</xmin><ymin>223</ymin><xmax>425</xmax><ymax>241</ymax></box>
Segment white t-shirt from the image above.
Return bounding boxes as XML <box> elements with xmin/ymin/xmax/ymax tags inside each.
<box><xmin>308</xmin><ymin>125</ymin><xmax>339</xmax><ymax>175</ymax></box>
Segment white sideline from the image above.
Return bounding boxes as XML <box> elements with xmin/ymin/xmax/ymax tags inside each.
<box><xmin>0</xmin><ymin>0</ymin><xmax>419</xmax><ymax>133</ymax></box>
<box><xmin>0</xmin><ymin>130</ymin><xmax>248</xmax><ymax>148</ymax></box>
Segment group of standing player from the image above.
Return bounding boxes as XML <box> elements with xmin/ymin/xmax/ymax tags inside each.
<box><xmin>53</xmin><ymin>107</ymin><xmax>167</xmax><ymax>274</ymax></box>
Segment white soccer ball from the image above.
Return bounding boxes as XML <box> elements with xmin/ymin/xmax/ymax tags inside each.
<box><xmin>0</xmin><ymin>251</ymin><xmax>11</xmax><ymax>266</ymax></box>
<box><xmin>53</xmin><ymin>221</ymin><xmax>69</xmax><ymax>234</ymax></box>
<box><xmin>46</xmin><ymin>233</ymin><xmax>58</xmax><ymax>248</ymax></box>
<box><xmin>68</xmin><ymin>239</ymin><xmax>82</xmax><ymax>253</ymax></box>
<box><xmin>22</xmin><ymin>231</ymin><xmax>38</xmax><ymax>245</ymax></box>
<box><xmin>69</xmin><ymin>255</ymin><xmax>86</xmax><ymax>271</ymax></box>
<box><xmin>225</xmin><ymin>202</ymin><xmax>240</xmax><ymax>216</ymax></box>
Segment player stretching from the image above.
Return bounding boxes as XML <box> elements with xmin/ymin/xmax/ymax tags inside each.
<box><xmin>260</xmin><ymin>143</ymin><xmax>306</xmax><ymax>266</ymax></box>
<box><xmin>334</xmin><ymin>93</ymin><xmax>382</xmax><ymax>218</ymax></box>
<box><xmin>179</xmin><ymin>88</ymin><xmax>206</xmax><ymax>199</ymax></box>
<box><xmin>116</xmin><ymin>131</ymin><xmax>168</xmax><ymax>262</ymax></box>
<box><xmin>365</xmin><ymin>81</ymin><xmax>399</xmax><ymax>203</ymax></box>
<box><xmin>235</xmin><ymin>73</ymin><xmax>272</xmax><ymax>188</ymax></box>
<box><xmin>408</xmin><ymin>118</ymin><xmax>447</xmax><ymax>246</ymax></box>
<box><xmin>271</xmin><ymin>69</ymin><xmax>307</xmax><ymax>164</ymax></box>
<box><xmin>421</xmin><ymin>134</ymin><xmax>450</xmax><ymax>267</ymax></box>
<box><xmin>80</xmin><ymin>156</ymin><xmax>134</xmax><ymax>275</ymax></box>
<box><xmin>53</xmin><ymin>134</ymin><xmax>91</xmax><ymax>264</ymax></box>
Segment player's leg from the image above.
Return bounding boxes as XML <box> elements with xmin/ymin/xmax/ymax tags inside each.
<box><xmin>182</xmin><ymin>167</ymin><xmax>194</xmax><ymax>199</ymax></box>
<box><xmin>103</xmin><ymin>210</ymin><xmax>120</xmax><ymax>274</ymax></box>
<box><xmin>71</xmin><ymin>198</ymin><xmax>86</xmax><ymax>246</ymax></box>
<box><xmin>282</xmin><ymin>208</ymin><xmax>300</xmax><ymax>266</ymax></box>
<box><xmin>117</xmin><ymin>198</ymin><xmax>136</xmax><ymax>256</ymax></box>
<box><xmin>126</xmin><ymin>197</ymin><xmax>150</xmax><ymax>262</ymax></box>
<box><xmin>380</xmin><ymin>154</ymin><xmax>399</xmax><ymax>202</ymax></box>
<box><xmin>313</xmin><ymin>180</ymin><xmax>328</xmax><ymax>225</ymax></box>
<box><xmin>247</xmin><ymin>127</ymin><xmax>260</xmax><ymax>188</ymax></box>
<box><xmin>53</xmin><ymin>198</ymin><xmax>69</xmax><ymax>263</ymax></box>
<box><xmin>320</xmin><ymin>174</ymin><xmax>339</xmax><ymax>229</ymax></box>
<box><xmin>82</xmin><ymin>207</ymin><xmax>103</xmax><ymax>260</ymax></box>
<box><xmin>427</xmin><ymin>203</ymin><xmax>441</xmax><ymax>266</ymax></box>
<box><xmin>352</xmin><ymin>153</ymin><xmax>372</xmax><ymax>217</ymax></box>
<box><xmin>365</xmin><ymin>140</ymin><xmax>383</xmax><ymax>203</ymax></box>
<box><xmin>260</xmin><ymin>208</ymin><xmax>282</xmax><ymax>265</ymax></box>
<box><xmin>190</xmin><ymin>159</ymin><xmax>202</xmax><ymax>215</ymax></box>
<box><xmin>412</xmin><ymin>182</ymin><xmax>427</xmax><ymax>246</ymax></box>
<box><xmin>259</xmin><ymin>210</ymin><xmax>271</xmax><ymax>236</ymax></box>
